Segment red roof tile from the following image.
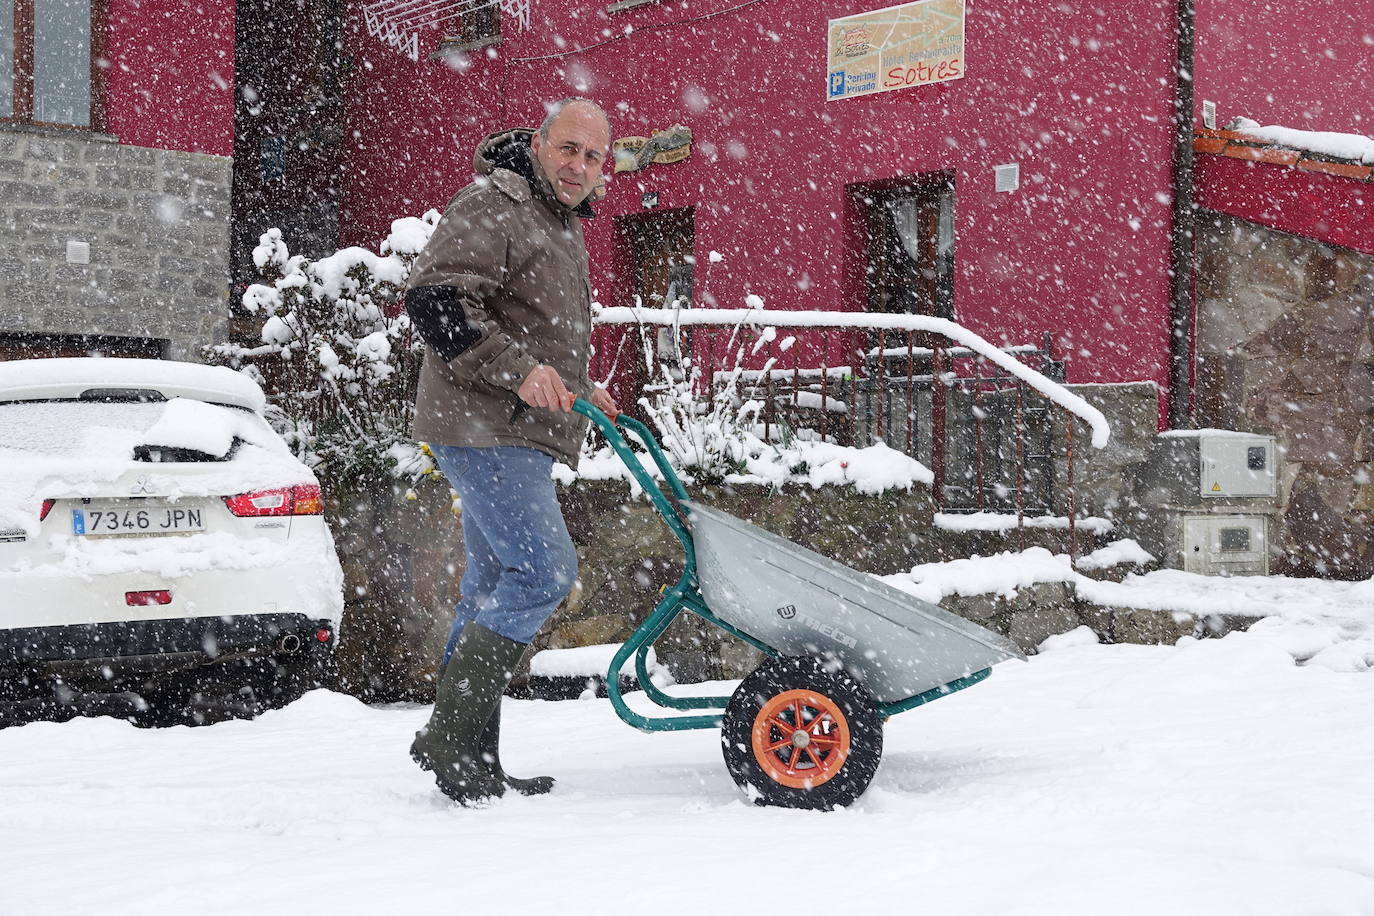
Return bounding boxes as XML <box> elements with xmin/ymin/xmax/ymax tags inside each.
<box><xmin>1192</xmin><ymin>127</ymin><xmax>1373</xmax><ymax>184</ymax></box>
<box><xmin>1295</xmin><ymin>158</ymin><xmax>1374</xmax><ymax>181</ymax></box>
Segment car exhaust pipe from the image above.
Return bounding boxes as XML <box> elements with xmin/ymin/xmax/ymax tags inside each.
<box><xmin>277</xmin><ymin>633</ymin><xmax>302</xmax><ymax>654</ymax></box>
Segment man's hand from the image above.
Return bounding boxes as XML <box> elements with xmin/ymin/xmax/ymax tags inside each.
<box><xmin>518</xmin><ymin>364</ymin><xmax>575</xmax><ymax>412</ymax></box>
<box><xmin>589</xmin><ymin>385</ymin><xmax>619</xmax><ymax>420</ymax></box>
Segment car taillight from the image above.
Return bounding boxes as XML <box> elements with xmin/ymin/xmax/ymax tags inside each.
<box><xmin>224</xmin><ymin>488</ymin><xmax>291</xmax><ymax>516</ymax></box>
<box><xmin>223</xmin><ymin>484</ymin><xmax>324</xmax><ymax>517</ymax></box>
<box><xmin>127</xmin><ymin>590</ymin><xmax>172</xmax><ymax>606</ymax></box>
<box><xmin>315</xmin><ymin>627</ymin><xmax>332</xmax><ymax>643</ymax></box>
<box><xmin>39</xmin><ymin>499</ymin><xmax>55</xmax><ymax>521</ymax></box>
<box><xmin>292</xmin><ymin>484</ymin><xmax>323</xmax><ymax>515</ymax></box>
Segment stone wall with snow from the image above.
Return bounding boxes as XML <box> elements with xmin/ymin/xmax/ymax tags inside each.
<box><xmin>546</xmin><ymin>480</ymin><xmax>940</xmax><ymax>682</ymax></box>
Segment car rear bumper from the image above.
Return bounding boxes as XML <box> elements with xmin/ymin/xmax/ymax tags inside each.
<box><xmin>0</xmin><ymin>613</ymin><xmax>336</xmax><ymax>665</ymax></box>
<box><xmin>0</xmin><ymin>551</ymin><xmax>343</xmax><ymax>631</ymax></box>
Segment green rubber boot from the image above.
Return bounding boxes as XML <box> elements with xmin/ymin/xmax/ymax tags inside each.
<box><xmin>481</xmin><ymin>701</ymin><xmax>555</xmax><ymax>797</ymax></box>
<box><xmin>410</xmin><ymin>621</ymin><xmax>524</xmax><ymax>805</ymax></box>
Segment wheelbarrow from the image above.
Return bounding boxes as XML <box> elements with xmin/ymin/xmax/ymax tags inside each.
<box><xmin>572</xmin><ymin>399</ymin><xmax>1025</xmax><ymax>810</ymax></box>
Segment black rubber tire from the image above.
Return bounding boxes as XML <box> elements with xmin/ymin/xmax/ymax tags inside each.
<box><xmin>721</xmin><ymin>655</ymin><xmax>883</xmax><ymax>810</ymax></box>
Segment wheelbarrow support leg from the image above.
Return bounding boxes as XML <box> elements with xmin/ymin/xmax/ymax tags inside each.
<box><xmin>607</xmin><ymin>591</ymin><xmax>726</xmax><ymax>732</ymax></box>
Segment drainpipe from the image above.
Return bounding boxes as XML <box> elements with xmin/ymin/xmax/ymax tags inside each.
<box><xmin>1167</xmin><ymin>0</ymin><xmax>1197</xmax><ymax>428</ymax></box>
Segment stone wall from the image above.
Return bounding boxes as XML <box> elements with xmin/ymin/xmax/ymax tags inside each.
<box><xmin>539</xmin><ymin>479</ymin><xmax>1168</xmax><ymax>682</ymax></box>
<box><xmin>359</xmin><ymin>460</ymin><xmax>1160</xmax><ymax>698</ymax></box>
<box><xmin>329</xmin><ymin>381</ymin><xmax>1165</xmax><ymax>697</ymax></box>
<box><xmin>349</xmin><ymin>476</ymin><xmax>947</xmax><ymax>697</ymax></box>
<box><xmin>327</xmin><ymin>473</ymin><xmax>463</xmax><ymax>702</ymax></box>
<box><xmin>1054</xmin><ymin>381</ymin><xmax>1161</xmax><ymax>522</ymax></box>
<box><xmin>0</xmin><ymin>126</ymin><xmax>232</xmax><ymax>360</ymax></box>
<box><xmin>1194</xmin><ymin>212</ymin><xmax>1374</xmax><ymax>578</ymax></box>
<box><xmin>357</xmin><ymin>381</ymin><xmax>1158</xmax><ymax>697</ymax></box>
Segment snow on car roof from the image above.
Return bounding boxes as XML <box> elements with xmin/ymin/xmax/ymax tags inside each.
<box><xmin>0</xmin><ymin>358</ymin><xmax>266</xmax><ymax>413</ymax></box>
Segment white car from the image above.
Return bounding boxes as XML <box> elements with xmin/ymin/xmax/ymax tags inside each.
<box><xmin>0</xmin><ymin>358</ymin><xmax>344</xmax><ymax>726</ymax></box>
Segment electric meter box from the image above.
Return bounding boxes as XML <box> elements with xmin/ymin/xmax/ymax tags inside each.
<box><xmin>1136</xmin><ymin>431</ymin><xmax>1278</xmax><ymax>506</ymax></box>
<box><xmin>1198</xmin><ymin>433</ymin><xmax>1276</xmax><ymax>498</ymax></box>
<box><xmin>1182</xmin><ymin>514</ymin><xmax>1268</xmax><ymax>576</ymax></box>
<box><xmin>1132</xmin><ymin>430</ymin><xmax>1281</xmax><ymax>577</ymax></box>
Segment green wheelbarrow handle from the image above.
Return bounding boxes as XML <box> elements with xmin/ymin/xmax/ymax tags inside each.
<box><xmin>572</xmin><ymin>399</ymin><xmax>692</xmax><ymax>504</ymax></box>
<box><xmin>572</xmin><ymin>398</ymin><xmax>695</xmax><ymax>563</ymax></box>
<box><xmin>571</xmin><ymin>401</ymin><xmax>786</xmax><ymax>730</ymax></box>
<box><xmin>571</xmin><ymin>399</ymin><xmax>738</xmax><ymax>729</ymax></box>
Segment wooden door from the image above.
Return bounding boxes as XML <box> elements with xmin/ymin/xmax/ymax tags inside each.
<box><xmin>623</xmin><ymin>209</ymin><xmax>695</xmax><ymax>412</ymax></box>
<box><xmin>628</xmin><ymin>209</ymin><xmax>694</xmax><ymax>309</ymax></box>
<box><xmin>864</xmin><ymin>184</ymin><xmax>951</xmax><ymax>317</ymax></box>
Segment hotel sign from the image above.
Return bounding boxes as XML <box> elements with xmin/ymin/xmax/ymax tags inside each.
<box><xmin>827</xmin><ymin>0</ymin><xmax>965</xmax><ymax>101</ymax></box>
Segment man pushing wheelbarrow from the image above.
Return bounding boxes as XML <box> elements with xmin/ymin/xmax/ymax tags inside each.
<box><xmin>404</xmin><ymin>96</ymin><xmax>619</xmax><ymax>806</ymax></box>
<box><xmin>405</xmin><ymin>97</ymin><xmax>1023</xmax><ymax>810</ymax></box>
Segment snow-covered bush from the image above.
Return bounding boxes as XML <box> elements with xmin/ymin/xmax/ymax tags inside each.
<box><xmin>627</xmin><ymin>303</ymin><xmax>768</xmax><ymax>482</ymax></box>
<box><xmin>209</xmin><ymin>215</ymin><xmax>441</xmax><ymax>483</ymax></box>
<box><xmin>210</xmin><ymin>216</ymin><xmax>453</xmax><ymax>702</ymax></box>
<box><xmin>583</xmin><ymin>301</ymin><xmax>933</xmax><ymax>494</ymax></box>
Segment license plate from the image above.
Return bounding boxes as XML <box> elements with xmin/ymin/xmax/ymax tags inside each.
<box><xmin>72</xmin><ymin>504</ymin><xmax>206</xmax><ymax>537</ymax></box>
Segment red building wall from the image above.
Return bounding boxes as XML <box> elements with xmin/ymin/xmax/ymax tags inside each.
<box><xmin>103</xmin><ymin>0</ymin><xmax>236</xmax><ymax>156</ymax></box>
<box><xmin>1194</xmin><ymin>153</ymin><xmax>1374</xmax><ymax>258</ymax></box>
<box><xmin>1195</xmin><ymin>0</ymin><xmax>1374</xmax><ymax>134</ymax></box>
<box><xmin>341</xmin><ymin>0</ymin><xmax>1180</xmax><ymax>390</ymax></box>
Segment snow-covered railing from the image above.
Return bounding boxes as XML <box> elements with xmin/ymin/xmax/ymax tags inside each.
<box><xmin>592</xmin><ymin>307</ymin><xmax>1110</xmax><ymax>448</ymax></box>
<box><xmin>591</xmin><ymin>305</ymin><xmax>1111</xmax><ymax>564</ymax></box>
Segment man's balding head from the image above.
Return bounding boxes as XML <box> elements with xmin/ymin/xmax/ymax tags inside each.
<box><xmin>537</xmin><ymin>97</ymin><xmax>610</xmax><ymax>142</ymax></box>
<box><xmin>531</xmin><ymin>98</ymin><xmax>612</xmax><ymax>208</ymax></box>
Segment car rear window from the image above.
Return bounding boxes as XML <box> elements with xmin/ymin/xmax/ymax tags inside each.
<box><xmin>0</xmin><ymin>399</ymin><xmax>283</xmax><ymax>460</ymax></box>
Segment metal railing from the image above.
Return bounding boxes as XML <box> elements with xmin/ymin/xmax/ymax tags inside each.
<box><xmin>589</xmin><ymin>307</ymin><xmax>1110</xmax><ymax>565</ymax></box>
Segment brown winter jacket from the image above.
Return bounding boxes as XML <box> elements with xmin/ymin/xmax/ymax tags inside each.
<box><xmin>407</xmin><ymin>128</ymin><xmax>595</xmax><ymax>467</ymax></box>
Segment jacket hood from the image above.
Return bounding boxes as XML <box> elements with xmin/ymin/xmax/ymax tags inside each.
<box><xmin>474</xmin><ymin>127</ymin><xmax>596</xmax><ymax>219</ymax></box>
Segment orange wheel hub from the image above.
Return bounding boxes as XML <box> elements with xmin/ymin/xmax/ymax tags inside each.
<box><xmin>750</xmin><ymin>689</ymin><xmax>851</xmax><ymax>789</ymax></box>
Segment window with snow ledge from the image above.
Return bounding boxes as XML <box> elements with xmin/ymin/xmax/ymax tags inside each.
<box><xmin>606</xmin><ymin>0</ymin><xmax>664</xmax><ymax>13</ymax></box>
<box><xmin>0</xmin><ymin>0</ymin><xmax>107</xmax><ymax>130</ymax></box>
<box><xmin>433</xmin><ymin>3</ymin><xmax>501</xmax><ymax>55</ymax></box>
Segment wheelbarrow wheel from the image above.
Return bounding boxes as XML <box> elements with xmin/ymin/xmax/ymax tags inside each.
<box><xmin>721</xmin><ymin>655</ymin><xmax>882</xmax><ymax>810</ymax></box>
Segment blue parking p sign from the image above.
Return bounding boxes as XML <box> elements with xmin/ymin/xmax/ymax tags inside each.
<box><xmin>827</xmin><ymin>71</ymin><xmax>846</xmax><ymax>98</ymax></box>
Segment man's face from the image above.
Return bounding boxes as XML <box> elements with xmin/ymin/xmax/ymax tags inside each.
<box><xmin>531</xmin><ymin>103</ymin><xmax>610</xmax><ymax>208</ymax></box>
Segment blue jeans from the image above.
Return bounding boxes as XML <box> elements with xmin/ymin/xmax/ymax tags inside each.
<box><xmin>429</xmin><ymin>445</ymin><xmax>578</xmax><ymax>657</ymax></box>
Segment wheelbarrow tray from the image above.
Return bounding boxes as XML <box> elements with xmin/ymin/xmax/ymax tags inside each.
<box><xmin>689</xmin><ymin>503</ymin><xmax>1025</xmax><ymax>706</ymax></box>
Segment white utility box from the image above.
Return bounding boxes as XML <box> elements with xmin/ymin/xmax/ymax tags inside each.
<box><xmin>1133</xmin><ymin>429</ymin><xmax>1281</xmax><ymax>577</ymax></box>
<box><xmin>1198</xmin><ymin>432</ymin><xmax>1277</xmax><ymax>498</ymax></box>
<box><xmin>1183</xmin><ymin>515</ymin><xmax>1269</xmax><ymax>576</ymax></box>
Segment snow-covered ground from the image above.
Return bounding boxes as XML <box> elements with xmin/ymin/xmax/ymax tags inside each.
<box><xmin>4</xmin><ymin>620</ymin><xmax>1374</xmax><ymax>915</ymax></box>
